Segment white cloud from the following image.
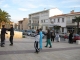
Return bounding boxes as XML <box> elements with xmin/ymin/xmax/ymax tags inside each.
<box><xmin>67</xmin><ymin>5</ymin><xmax>80</xmax><ymax>8</ymax></box>
<box><xmin>61</xmin><ymin>0</ymin><xmax>80</xmax><ymax>3</ymax></box>
<box><xmin>11</xmin><ymin>0</ymin><xmax>44</xmax><ymax>8</ymax></box>
<box><xmin>26</xmin><ymin>4</ymin><xmax>38</xmax><ymax>8</ymax></box>
<box><xmin>18</xmin><ymin>8</ymin><xmax>28</xmax><ymax>11</ymax></box>
<box><xmin>0</xmin><ymin>0</ymin><xmax>5</xmax><ymax>5</ymax></box>
<box><xmin>3</xmin><ymin>4</ymin><xmax>9</xmax><ymax>8</ymax></box>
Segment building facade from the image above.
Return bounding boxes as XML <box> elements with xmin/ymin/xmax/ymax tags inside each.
<box><xmin>28</xmin><ymin>8</ymin><xmax>63</xmax><ymax>31</ymax></box>
<box><xmin>50</xmin><ymin>10</ymin><xmax>80</xmax><ymax>33</ymax></box>
<box><xmin>18</xmin><ymin>18</ymin><xmax>29</xmax><ymax>31</ymax></box>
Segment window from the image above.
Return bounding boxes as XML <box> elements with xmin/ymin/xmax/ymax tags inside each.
<box><xmin>33</xmin><ymin>21</ymin><xmax>34</xmax><ymax>23</ymax></box>
<box><xmin>62</xmin><ymin>18</ymin><xmax>64</xmax><ymax>22</ymax></box>
<box><xmin>54</xmin><ymin>19</ymin><xmax>55</xmax><ymax>22</ymax></box>
<box><xmin>46</xmin><ymin>26</ymin><xmax>48</xmax><ymax>30</ymax></box>
<box><xmin>29</xmin><ymin>20</ymin><xmax>31</xmax><ymax>23</ymax></box>
<box><xmin>44</xmin><ymin>20</ymin><xmax>45</xmax><ymax>23</ymax></box>
<box><xmin>58</xmin><ymin>18</ymin><xmax>59</xmax><ymax>22</ymax></box>
<box><xmin>41</xmin><ymin>20</ymin><xmax>43</xmax><ymax>23</ymax></box>
<box><xmin>62</xmin><ymin>28</ymin><xmax>64</xmax><ymax>32</ymax></box>
<box><xmin>38</xmin><ymin>21</ymin><xmax>39</xmax><ymax>23</ymax></box>
<box><xmin>45</xmin><ymin>19</ymin><xmax>48</xmax><ymax>23</ymax></box>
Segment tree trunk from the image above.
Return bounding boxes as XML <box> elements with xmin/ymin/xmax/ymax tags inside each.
<box><xmin>77</xmin><ymin>21</ymin><xmax>79</xmax><ymax>33</ymax></box>
<box><xmin>0</xmin><ymin>23</ymin><xmax>1</xmax><ymax>29</ymax></box>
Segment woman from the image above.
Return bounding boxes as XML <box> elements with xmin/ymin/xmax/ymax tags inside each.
<box><xmin>45</xmin><ymin>29</ymin><xmax>52</xmax><ymax>48</ymax></box>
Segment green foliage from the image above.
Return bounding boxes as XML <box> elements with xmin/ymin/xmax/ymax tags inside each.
<box><xmin>23</xmin><ymin>35</ymin><xmax>25</xmax><ymax>38</ymax></box>
<box><xmin>54</xmin><ymin>25</ymin><xmax>61</xmax><ymax>30</ymax></box>
<box><xmin>0</xmin><ymin>8</ymin><xmax>11</xmax><ymax>23</ymax></box>
<box><xmin>72</xmin><ymin>16</ymin><xmax>80</xmax><ymax>33</ymax></box>
<box><xmin>73</xmin><ymin>16</ymin><xmax>80</xmax><ymax>22</ymax></box>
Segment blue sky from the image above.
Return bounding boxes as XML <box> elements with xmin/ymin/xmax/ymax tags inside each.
<box><xmin>0</xmin><ymin>0</ymin><xmax>80</xmax><ymax>22</ymax></box>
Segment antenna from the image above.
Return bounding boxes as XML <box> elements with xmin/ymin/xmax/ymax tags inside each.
<box><xmin>73</xmin><ymin>7</ymin><xmax>75</xmax><ymax>11</ymax></box>
<box><xmin>44</xmin><ymin>8</ymin><xmax>46</xmax><ymax>10</ymax></box>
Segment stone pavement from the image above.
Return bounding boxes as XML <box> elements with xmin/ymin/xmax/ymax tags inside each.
<box><xmin>0</xmin><ymin>36</ymin><xmax>80</xmax><ymax>60</ymax></box>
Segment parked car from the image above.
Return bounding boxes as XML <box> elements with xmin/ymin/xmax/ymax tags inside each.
<box><xmin>42</xmin><ymin>31</ymin><xmax>47</xmax><ymax>35</ymax></box>
<box><xmin>59</xmin><ymin>33</ymin><xmax>66</xmax><ymax>38</ymax></box>
<box><xmin>73</xmin><ymin>34</ymin><xmax>80</xmax><ymax>42</ymax></box>
<box><xmin>27</xmin><ymin>30</ymin><xmax>32</xmax><ymax>36</ymax></box>
<box><xmin>64</xmin><ymin>34</ymin><xmax>69</xmax><ymax>39</ymax></box>
<box><xmin>30</xmin><ymin>31</ymin><xmax>36</xmax><ymax>37</ymax></box>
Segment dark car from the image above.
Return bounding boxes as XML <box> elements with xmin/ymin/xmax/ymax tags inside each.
<box><xmin>42</xmin><ymin>31</ymin><xmax>46</xmax><ymax>35</ymax></box>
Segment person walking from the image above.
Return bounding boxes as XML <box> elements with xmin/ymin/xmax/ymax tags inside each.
<box><xmin>39</xmin><ymin>28</ymin><xmax>43</xmax><ymax>49</ymax></box>
<box><xmin>34</xmin><ymin>29</ymin><xmax>40</xmax><ymax>53</ymax></box>
<box><xmin>69</xmin><ymin>31</ymin><xmax>73</xmax><ymax>44</ymax></box>
<box><xmin>1</xmin><ymin>25</ymin><xmax>7</xmax><ymax>47</ymax></box>
<box><xmin>51</xmin><ymin>30</ymin><xmax>55</xmax><ymax>42</ymax></box>
<box><xmin>45</xmin><ymin>29</ymin><xmax>52</xmax><ymax>48</ymax></box>
<box><xmin>7</xmin><ymin>25</ymin><xmax>14</xmax><ymax>46</ymax></box>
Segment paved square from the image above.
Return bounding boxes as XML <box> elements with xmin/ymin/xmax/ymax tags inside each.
<box><xmin>0</xmin><ymin>36</ymin><xmax>80</xmax><ymax>60</ymax></box>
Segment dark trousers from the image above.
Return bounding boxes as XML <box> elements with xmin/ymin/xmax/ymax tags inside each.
<box><xmin>51</xmin><ymin>36</ymin><xmax>54</xmax><ymax>42</ymax></box>
<box><xmin>9</xmin><ymin>35</ymin><xmax>13</xmax><ymax>45</ymax></box>
<box><xmin>69</xmin><ymin>38</ymin><xmax>73</xmax><ymax>43</ymax></box>
<box><xmin>1</xmin><ymin>35</ymin><xmax>5</xmax><ymax>46</ymax></box>
<box><xmin>34</xmin><ymin>41</ymin><xmax>39</xmax><ymax>52</ymax></box>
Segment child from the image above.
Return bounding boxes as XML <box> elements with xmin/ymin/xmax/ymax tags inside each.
<box><xmin>34</xmin><ymin>29</ymin><xmax>40</xmax><ymax>53</ymax></box>
<box><xmin>56</xmin><ymin>32</ymin><xmax>60</xmax><ymax>42</ymax></box>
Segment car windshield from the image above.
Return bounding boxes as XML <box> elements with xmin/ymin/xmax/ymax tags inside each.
<box><xmin>74</xmin><ymin>34</ymin><xmax>80</xmax><ymax>36</ymax></box>
<box><xmin>27</xmin><ymin>30</ymin><xmax>32</xmax><ymax>32</ymax></box>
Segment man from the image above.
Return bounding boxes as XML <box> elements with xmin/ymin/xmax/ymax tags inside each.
<box><xmin>39</xmin><ymin>28</ymin><xmax>43</xmax><ymax>49</ymax></box>
<box><xmin>1</xmin><ymin>25</ymin><xmax>7</xmax><ymax>47</ymax></box>
<box><xmin>69</xmin><ymin>31</ymin><xmax>73</xmax><ymax>44</ymax></box>
<box><xmin>51</xmin><ymin>30</ymin><xmax>55</xmax><ymax>42</ymax></box>
<box><xmin>8</xmin><ymin>25</ymin><xmax>14</xmax><ymax>46</ymax></box>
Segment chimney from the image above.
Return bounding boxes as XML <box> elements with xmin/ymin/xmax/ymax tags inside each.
<box><xmin>70</xmin><ymin>10</ymin><xmax>74</xmax><ymax>14</ymax></box>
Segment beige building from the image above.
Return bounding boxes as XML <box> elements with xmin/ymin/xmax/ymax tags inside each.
<box><xmin>18</xmin><ymin>18</ymin><xmax>29</xmax><ymax>31</ymax></box>
<box><xmin>0</xmin><ymin>21</ymin><xmax>14</xmax><ymax>28</ymax></box>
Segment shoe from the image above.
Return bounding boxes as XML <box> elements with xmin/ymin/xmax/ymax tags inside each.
<box><xmin>1</xmin><ymin>45</ymin><xmax>5</xmax><ymax>47</ymax></box>
<box><xmin>49</xmin><ymin>46</ymin><xmax>52</xmax><ymax>48</ymax></box>
<box><xmin>34</xmin><ymin>51</ymin><xmax>39</xmax><ymax>54</ymax></box>
<box><xmin>9</xmin><ymin>44</ymin><xmax>13</xmax><ymax>46</ymax></box>
<box><xmin>45</xmin><ymin>46</ymin><xmax>47</xmax><ymax>47</ymax></box>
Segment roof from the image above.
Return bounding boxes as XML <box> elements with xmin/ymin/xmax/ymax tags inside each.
<box><xmin>50</xmin><ymin>12</ymin><xmax>80</xmax><ymax>18</ymax></box>
<box><xmin>29</xmin><ymin>8</ymin><xmax>60</xmax><ymax>15</ymax></box>
<box><xmin>18</xmin><ymin>20</ymin><xmax>23</xmax><ymax>22</ymax></box>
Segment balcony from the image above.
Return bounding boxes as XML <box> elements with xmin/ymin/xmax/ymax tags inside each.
<box><xmin>32</xmin><ymin>23</ymin><xmax>39</xmax><ymax>26</ymax></box>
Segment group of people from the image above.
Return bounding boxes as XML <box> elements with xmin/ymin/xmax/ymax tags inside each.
<box><xmin>0</xmin><ymin>25</ymin><xmax>14</xmax><ymax>47</ymax></box>
<box><xmin>34</xmin><ymin>29</ymin><xmax>60</xmax><ymax>53</ymax></box>
<box><xmin>0</xmin><ymin>25</ymin><xmax>60</xmax><ymax>53</ymax></box>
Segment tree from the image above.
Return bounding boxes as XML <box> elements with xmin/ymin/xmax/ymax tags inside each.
<box><xmin>72</xmin><ymin>16</ymin><xmax>80</xmax><ymax>33</ymax></box>
<box><xmin>54</xmin><ymin>25</ymin><xmax>61</xmax><ymax>32</ymax></box>
<box><xmin>0</xmin><ymin>9</ymin><xmax>11</xmax><ymax>28</ymax></box>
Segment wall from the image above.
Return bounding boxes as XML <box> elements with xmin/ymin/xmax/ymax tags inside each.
<box><xmin>23</xmin><ymin>18</ymin><xmax>29</xmax><ymax>30</ymax></box>
<box><xmin>49</xmin><ymin>8</ymin><xmax>63</xmax><ymax>17</ymax></box>
<box><xmin>5</xmin><ymin>31</ymin><xmax>22</xmax><ymax>39</ymax></box>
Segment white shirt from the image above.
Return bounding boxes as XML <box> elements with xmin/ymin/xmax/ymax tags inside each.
<box><xmin>56</xmin><ymin>34</ymin><xmax>60</xmax><ymax>38</ymax></box>
<box><xmin>35</xmin><ymin>35</ymin><xmax>40</xmax><ymax>42</ymax></box>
